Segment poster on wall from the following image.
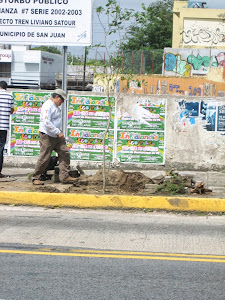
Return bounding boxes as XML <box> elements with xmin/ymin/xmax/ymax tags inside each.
<box><xmin>117</xmin><ymin>100</ymin><xmax>165</xmax><ymax>131</ymax></box>
<box><xmin>10</xmin><ymin>124</ymin><xmax>40</xmax><ymax>156</ymax></box>
<box><xmin>217</xmin><ymin>105</ymin><xmax>225</xmax><ymax>131</ymax></box>
<box><xmin>200</xmin><ymin>100</ymin><xmax>217</xmax><ymax>131</ymax></box>
<box><xmin>10</xmin><ymin>91</ymin><xmax>51</xmax><ymax>156</ymax></box>
<box><xmin>177</xmin><ymin>99</ymin><xmax>225</xmax><ymax>133</ymax></box>
<box><xmin>67</xmin><ymin>95</ymin><xmax>115</xmax><ymax>162</ymax></box>
<box><xmin>11</xmin><ymin>100</ymin><xmax>43</xmax><ymax>124</ymax></box>
<box><xmin>67</xmin><ymin>128</ymin><xmax>114</xmax><ymax>162</ymax></box>
<box><xmin>117</xmin><ymin>99</ymin><xmax>166</xmax><ymax>164</ymax></box>
<box><xmin>117</xmin><ymin>130</ymin><xmax>165</xmax><ymax>164</ymax></box>
<box><xmin>68</xmin><ymin>95</ymin><xmax>115</xmax><ymax>129</ymax></box>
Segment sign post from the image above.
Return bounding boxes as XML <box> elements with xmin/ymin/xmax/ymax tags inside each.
<box><xmin>62</xmin><ymin>45</ymin><xmax>68</xmax><ymax>136</ymax></box>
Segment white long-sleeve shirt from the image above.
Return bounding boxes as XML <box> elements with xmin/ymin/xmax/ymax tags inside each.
<box><xmin>39</xmin><ymin>99</ymin><xmax>61</xmax><ymax>138</ymax></box>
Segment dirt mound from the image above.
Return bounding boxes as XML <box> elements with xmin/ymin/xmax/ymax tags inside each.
<box><xmin>71</xmin><ymin>169</ymin><xmax>153</xmax><ymax>194</ymax></box>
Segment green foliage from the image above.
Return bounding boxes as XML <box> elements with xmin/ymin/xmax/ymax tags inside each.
<box><xmin>94</xmin><ymin>0</ymin><xmax>137</xmax><ymax>76</ymax></box>
<box><xmin>31</xmin><ymin>46</ymin><xmax>61</xmax><ymax>55</ymax></box>
<box><xmin>67</xmin><ymin>52</ymin><xmax>106</xmax><ymax>66</ymax></box>
<box><xmin>156</xmin><ymin>171</ymin><xmax>186</xmax><ymax>195</ymax></box>
<box><xmin>67</xmin><ymin>52</ymin><xmax>83</xmax><ymax>65</ymax></box>
<box><xmin>122</xmin><ymin>0</ymin><xmax>173</xmax><ymax>50</ymax></box>
<box><xmin>156</xmin><ymin>181</ymin><xmax>186</xmax><ymax>195</ymax></box>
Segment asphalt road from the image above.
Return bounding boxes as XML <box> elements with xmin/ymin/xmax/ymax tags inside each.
<box><xmin>0</xmin><ymin>205</ymin><xmax>224</xmax><ymax>299</ymax></box>
<box><xmin>1</xmin><ymin>246</ymin><xmax>224</xmax><ymax>300</ymax></box>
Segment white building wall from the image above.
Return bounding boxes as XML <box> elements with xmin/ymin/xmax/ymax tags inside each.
<box><xmin>4</xmin><ymin>49</ymin><xmax>63</xmax><ymax>87</ymax></box>
<box><xmin>11</xmin><ymin>51</ymin><xmax>41</xmax><ymax>86</ymax></box>
<box><xmin>40</xmin><ymin>52</ymin><xmax>63</xmax><ymax>87</ymax></box>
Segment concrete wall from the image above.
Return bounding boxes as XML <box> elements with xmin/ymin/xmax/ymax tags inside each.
<box><xmin>117</xmin><ymin>94</ymin><xmax>225</xmax><ymax>171</ymax></box>
<box><xmin>173</xmin><ymin>1</ymin><xmax>225</xmax><ymax>49</ymax></box>
<box><xmin>4</xmin><ymin>90</ymin><xmax>225</xmax><ymax>171</ymax></box>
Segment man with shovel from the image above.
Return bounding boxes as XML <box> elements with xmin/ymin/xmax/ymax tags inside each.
<box><xmin>32</xmin><ymin>89</ymin><xmax>76</xmax><ymax>185</ymax></box>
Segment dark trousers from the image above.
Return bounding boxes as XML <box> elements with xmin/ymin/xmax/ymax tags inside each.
<box><xmin>0</xmin><ymin>130</ymin><xmax>7</xmax><ymax>173</ymax></box>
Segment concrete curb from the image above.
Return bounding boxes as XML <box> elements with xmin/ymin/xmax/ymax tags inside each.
<box><xmin>0</xmin><ymin>191</ymin><xmax>225</xmax><ymax>212</ymax></box>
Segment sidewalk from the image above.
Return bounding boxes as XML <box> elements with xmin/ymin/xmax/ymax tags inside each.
<box><xmin>0</xmin><ymin>167</ymin><xmax>225</xmax><ymax>213</ymax></box>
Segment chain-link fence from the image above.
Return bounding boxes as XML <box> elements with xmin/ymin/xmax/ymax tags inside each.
<box><xmin>121</xmin><ymin>50</ymin><xmax>164</xmax><ymax>75</ymax></box>
<box><xmin>86</xmin><ymin>48</ymin><xmax>164</xmax><ymax>75</ymax></box>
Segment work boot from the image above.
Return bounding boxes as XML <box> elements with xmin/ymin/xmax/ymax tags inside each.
<box><xmin>61</xmin><ymin>176</ymin><xmax>76</xmax><ymax>184</ymax></box>
<box><xmin>32</xmin><ymin>179</ymin><xmax>44</xmax><ymax>185</ymax></box>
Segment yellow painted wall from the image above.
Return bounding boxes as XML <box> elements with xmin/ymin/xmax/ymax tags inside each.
<box><xmin>111</xmin><ymin>75</ymin><xmax>225</xmax><ymax>97</ymax></box>
<box><xmin>92</xmin><ymin>74</ymin><xmax>119</xmax><ymax>93</ymax></box>
<box><xmin>173</xmin><ymin>1</ymin><xmax>225</xmax><ymax>49</ymax></box>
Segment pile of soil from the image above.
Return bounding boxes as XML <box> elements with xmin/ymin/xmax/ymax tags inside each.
<box><xmin>38</xmin><ymin>169</ymin><xmax>153</xmax><ymax>195</ymax></box>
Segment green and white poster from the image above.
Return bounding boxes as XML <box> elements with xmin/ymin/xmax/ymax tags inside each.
<box><xmin>9</xmin><ymin>92</ymin><xmax>166</xmax><ymax>164</ymax></box>
<box><xmin>116</xmin><ymin>99</ymin><xmax>166</xmax><ymax>164</ymax></box>
<box><xmin>68</xmin><ymin>95</ymin><xmax>115</xmax><ymax>129</ymax></box>
<box><xmin>67</xmin><ymin>128</ymin><xmax>114</xmax><ymax>162</ymax></box>
<box><xmin>10</xmin><ymin>91</ymin><xmax>51</xmax><ymax>156</ymax></box>
<box><xmin>10</xmin><ymin>124</ymin><xmax>40</xmax><ymax>156</ymax></box>
<box><xmin>67</xmin><ymin>95</ymin><xmax>115</xmax><ymax>162</ymax></box>
<box><xmin>117</xmin><ymin>130</ymin><xmax>165</xmax><ymax>164</ymax></box>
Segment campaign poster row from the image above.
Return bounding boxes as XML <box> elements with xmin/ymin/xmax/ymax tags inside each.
<box><xmin>8</xmin><ymin>92</ymin><xmax>166</xmax><ymax>164</ymax></box>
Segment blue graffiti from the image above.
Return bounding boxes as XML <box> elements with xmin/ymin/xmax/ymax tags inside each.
<box><xmin>165</xmin><ymin>53</ymin><xmax>177</xmax><ymax>71</ymax></box>
<box><xmin>189</xmin><ymin>86</ymin><xmax>201</xmax><ymax>96</ymax></box>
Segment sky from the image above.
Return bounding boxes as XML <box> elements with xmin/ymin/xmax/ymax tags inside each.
<box><xmin>94</xmin><ymin>0</ymin><xmax>225</xmax><ymax>10</ymax></box>
<box><xmin>69</xmin><ymin>0</ymin><xmax>225</xmax><ymax>59</ymax></box>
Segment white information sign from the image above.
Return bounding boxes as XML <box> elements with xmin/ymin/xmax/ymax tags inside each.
<box><xmin>0</xmin><ymin>0</ymin><xmax>93</xmax><ymax>46</ymax></box>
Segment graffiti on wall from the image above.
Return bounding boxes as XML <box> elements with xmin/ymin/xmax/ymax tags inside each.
<box><xmin>187</xmin><ymin>2</ymin><xmax>206</xmax><ymax>8</ymax></box>
<box><xmin>164</xmin><ymin>49</ymin><xmax>225</xmax><ymax>76</ymax></box>
<box><xmin>183</xmin><ymin>27</ymin><xmax>225</xmax><ymax>45</ymax></box>
<box><xmin>165</xmin><ymin>53</ymin><xmax>191</xmax><ymax>76</ymax></box>
<box><xmin>182</xmin><ymin>20</ymin><xmax>225</xmax><ymax>47</ymax></box>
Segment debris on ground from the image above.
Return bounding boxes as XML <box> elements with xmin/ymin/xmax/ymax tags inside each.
<box><xmin>190</xmin><ymin>182</ymin><xmax>212</xmax><ymax>194</ymax></box>
<box><xmin>155</xmin><ymin>169</ymin><xmax>195</xmax><ymax>195</ymax></box>
<box><xmin>38</xmin><ymin>186</ymin><xmax>61</xmax><ymax>193</ymax></box>
<box><xmin>3</xmin><ymin>167</ymin><xmax>212</xmax><ymax>196</ymax></box>
<box><xmin>154</xmin><ymin>170</ymin><xmax>212</xmax><ymax>195</ymax></box>
<box><xmin>34</xmin><ymin>168</ymin><xmax>214</xmax><ymax>196</ymax></box>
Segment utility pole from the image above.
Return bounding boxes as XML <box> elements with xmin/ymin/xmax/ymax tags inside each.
<box><xmin>61</xmin><ymin>45</ymin><xmax>68</xmax><ymax>136</ymax></box>
<box><xmin>82</xmin><ymin>46</ymin><xmax>87</xmax><ymax>91</ymax></box>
